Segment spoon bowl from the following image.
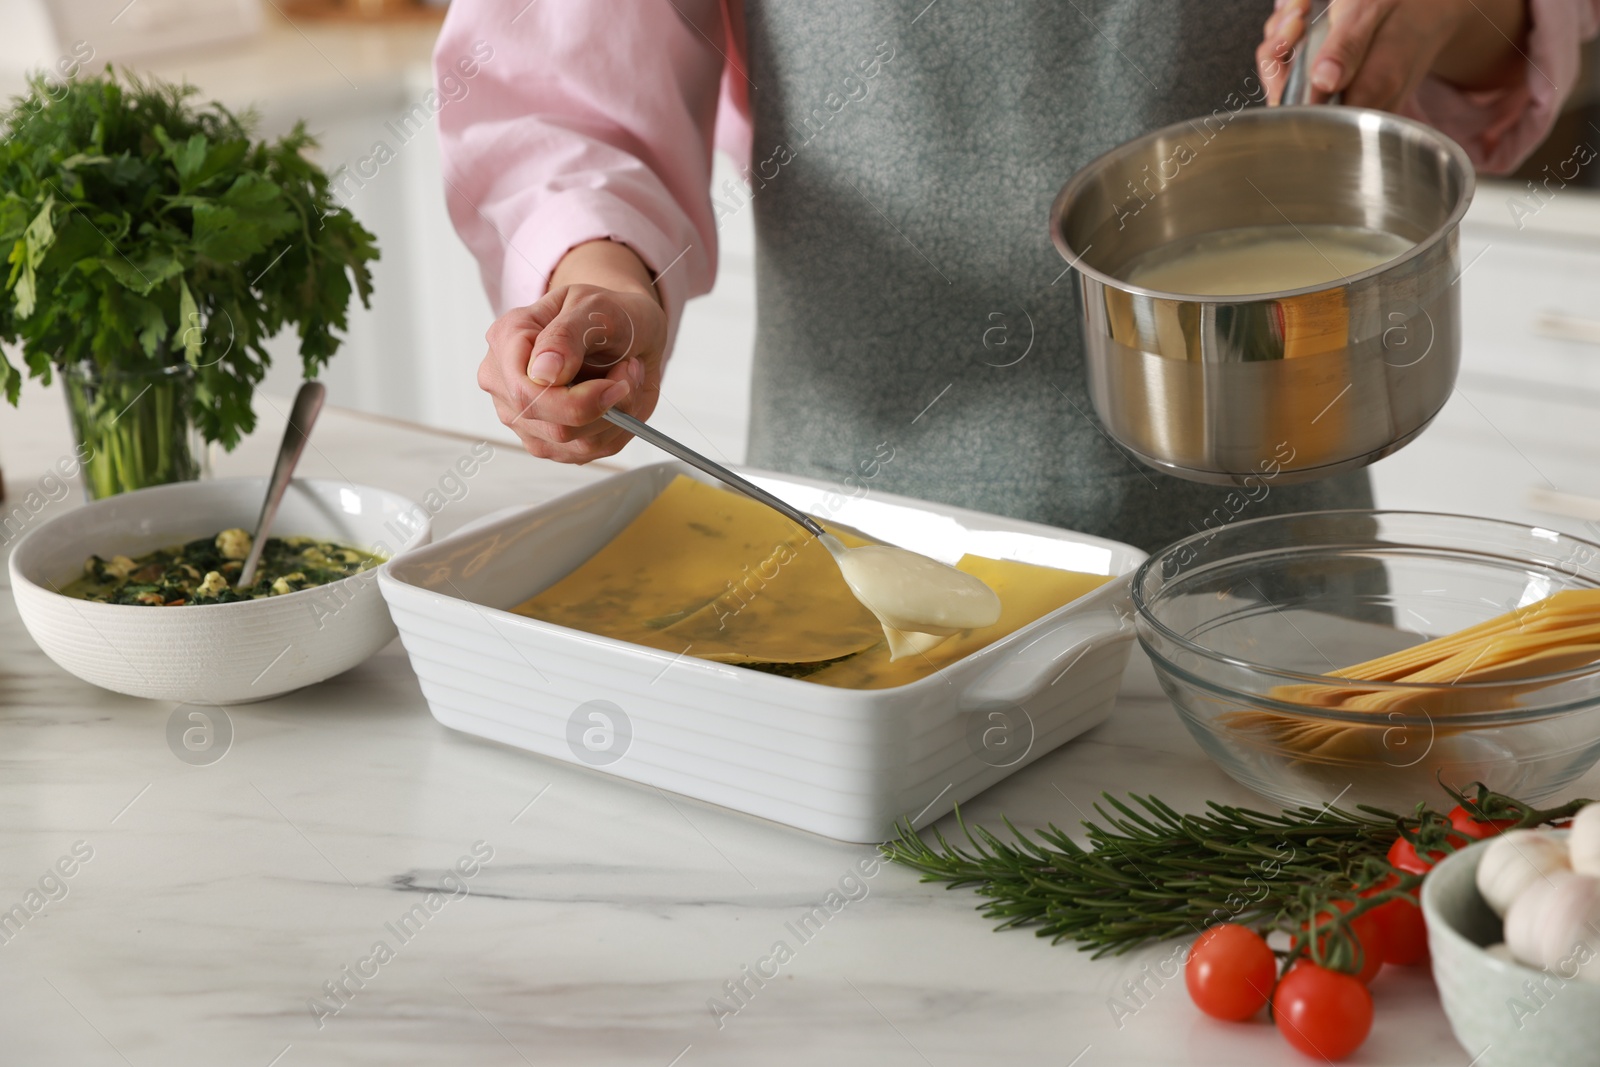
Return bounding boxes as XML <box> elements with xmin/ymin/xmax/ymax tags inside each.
<box><xmin>820</xmin><ymin>534</ymin><xmax>1002</xmax><ymax>658</ymax></box>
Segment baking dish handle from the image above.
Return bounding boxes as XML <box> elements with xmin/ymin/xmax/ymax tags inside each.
<box><xmin>964</xmin><ymin>611</ymin><xmax>1135</xmax><ymax>707</ymax></box>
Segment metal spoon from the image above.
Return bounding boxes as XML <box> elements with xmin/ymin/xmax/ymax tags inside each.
<box><xmin>236</xmin><ymin>381</ymin><xmax>327</xmax><ymax>589</ymax></box>
<box><xmin>603</xmin><ymin>409</ymin><xmax>824</xmax><ymax>536</ymax></box>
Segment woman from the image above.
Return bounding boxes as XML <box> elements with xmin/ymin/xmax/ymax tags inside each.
<box><xmin>439</xmin><ymin>0</ymin><xmax>1597</xmax><ymax>552</ymax></box>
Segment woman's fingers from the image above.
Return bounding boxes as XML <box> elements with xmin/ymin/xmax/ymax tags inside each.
<box><xmin>1258</xmin><ymin>0</ymin><xmax>1426</xmax><ymax>108</ymax></box>
<box><xmin>1342</xmin><ymin>5</ymin><xmax>1448</xmax><ymax>110</ymax></box>
<box><xmin>478</xmin><ymin>296</ymin><xmax>553</xmax><ymax>419</ymax></box>
<box><xmin>479</xmin><ymin>282</ymin><xmax>666</xmax><ymax>465</ymax></box>
<box><xmin>489</xmin><ymin>367</ymin><xmax>629</xmax><ymax>440</ymax></box>
<box><xmin>532</xmin><ymin>357</ymin><xmax>650</xmax><ymax>442</ymax></box>
<box><xmin>524</xmin><ymin>313</ymin><xmax>589</xmax><ymax>388</ymax></box>
<box><xmin>1258</xmin><ymin>0</ymin><xmax>1308</xmax><ymax>104</ymax></box>
<box><xmin>1307</xmin><ymin>0</ymin><xmax>1396</xmax><ymax>103</ymax></box>
<box><xmin>490</xmin><ymin>388</ymin><xmax>631</xmax><ymax>460</ymax></box>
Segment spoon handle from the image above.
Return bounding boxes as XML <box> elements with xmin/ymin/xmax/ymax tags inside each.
<box><xmin>236</xmin><ymin>381</ymin><xmax>327</xmax><ymax>589</ymax></box>
<box><xmin>602</xmin><ymin>409</ymin><xmax>825</xmax><ymax>537</ymax></box>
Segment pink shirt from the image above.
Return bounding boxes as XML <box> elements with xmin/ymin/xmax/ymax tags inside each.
<box><xmin>435</xmin><ymin>0</ymin><xmax>1600</xmax><ymax>338</ymax></box>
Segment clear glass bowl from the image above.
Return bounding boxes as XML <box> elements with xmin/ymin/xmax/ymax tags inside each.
<box><xmin>1134</xmin><ymin>511</ymin><xmax>1600</xmax><ymax>810</ymax></box>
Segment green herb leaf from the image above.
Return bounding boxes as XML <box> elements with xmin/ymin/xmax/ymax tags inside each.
<box><xmin>9</xmin><ymin>195</ymin><xmax>56</xmax><ymax>318</ymax></box>
<box><xmin>136</xmin><ymin>295</ymin><xmax>168</xmax><ymax>359</ymax></box>
<box><xmin>23</xmin><ymin>196</ymin><xmax>56</xmax><ymax>265</ymax></box>
<box><xmin>177</xmin><ymin>277</ymin><xmax>200</xmax><ymax>364</ymax></box>
<box><xmin>7</xmin><ymin>240</ymin><xmax>36</xmax><ymax>320</ymax></box>
<box><xmin>102</xmin><ymin>250</ymin><xmax>184</xmax><ymax>294</ymax></box>
<box><xmin>173</xmin><ymin>134</ymin><xmax>207</xmax><ymax>187</ymax></box>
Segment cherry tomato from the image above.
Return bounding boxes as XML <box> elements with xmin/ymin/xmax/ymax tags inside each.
<box><xmin>1387</xmin><ymin>834</ymin><xmax>1449</xmax><ymax>875</ymax></box>
<box><xmin>1185</xmin><ymin>924</ymin><xmax>1278</xmax><ymax>1021</ymax></box>
<box><xmin>1372</xmin><ymin>898</ymin><xmax>1429</xmax><ymax>966</ymax></box>
<box><xmin>1446</xmin><ymin>803</ymin><xmax>1517</xmax><ymax>841</ymax></box>
<box><xmin>1361</xmin><ymin>877</ymin><xmax>1429</xmax><ymax>966</ymax></box>
<box><xmin>1273</xmin><ymin>961</ymin><xmax>1375</xmax><ymax>1061</ymax></box>
<box><xmin>1302</xmin><ymin>902</ymin><xmax>1385</xmax><ymax>984</ymax></box>
<box><xmin>1388</xmin><ymin>809</ymin><xmax>1505</xmax><ymax>874</ymax></box>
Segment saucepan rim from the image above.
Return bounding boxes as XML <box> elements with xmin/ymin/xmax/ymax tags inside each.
<box><xmin>1049</xmin><ymin>104</ymin><xmax>1477</xmax><ymax>304</ymax></box>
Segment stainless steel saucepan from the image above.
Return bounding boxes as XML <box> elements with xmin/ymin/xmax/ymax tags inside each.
<box><xmin>1049</xmin><ymin>1</ymin><xmax>1474</xmax><ymax>485</ymax></box>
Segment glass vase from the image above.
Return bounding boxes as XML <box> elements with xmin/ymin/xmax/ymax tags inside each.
<box><xmin>62</xmin><ymin>362</ymin><xmax>205</xmax><ymax>500</ymax></box>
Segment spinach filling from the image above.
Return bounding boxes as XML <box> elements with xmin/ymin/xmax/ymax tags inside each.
<box><xmin>62</xmin><ymin>529</ymin><xmax>384</xmax><ymax>606</ymax></box>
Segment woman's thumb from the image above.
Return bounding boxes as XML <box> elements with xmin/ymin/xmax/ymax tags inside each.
<box><xmin>527</xmin><ymin>316</ymin><xmax>585</xmax><ymax>386</ymax></box>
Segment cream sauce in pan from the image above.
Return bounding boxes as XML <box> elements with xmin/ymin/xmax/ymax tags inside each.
<box><xmin>1124</xmin><ymin>224</ymin><xmax>1415</xmax><ymax>297</ymax></box>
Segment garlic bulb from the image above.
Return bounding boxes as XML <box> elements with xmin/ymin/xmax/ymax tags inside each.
<box><xmin>1504</xmin><ymin>870</ymin><xmax>1570</xmax><ymax>967</ymax></box>
<box><xmin>1504</xmin><ymin>871</ymin><xmax>1600</xmax><ymax>982</ymax></box>
<box><xmin>1571</xmin><ymin>803</ymin><xmax>1600</xmax><ymax>876</ymax></box>
<box><xmin>1476</xmin><ymin>829</ymin><xmax>1572</xmax><ymax>917</ymax></box>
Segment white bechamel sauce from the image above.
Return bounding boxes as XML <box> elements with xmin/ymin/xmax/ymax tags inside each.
<box><xmin>820</xmin><ymin>534</ymin><xmax>1003</xmax><ymax>661</ymax></box>
<box><xmin>1124</xmin><ymin>223</ymin><xmax>1415</xmax><ymax>297</ymax></box>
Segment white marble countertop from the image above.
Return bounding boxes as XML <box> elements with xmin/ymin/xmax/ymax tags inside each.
<box><xmin>0</xmin><ymin>379</ymin><xmax>1591</xmax><ymax>1067</ymax></box>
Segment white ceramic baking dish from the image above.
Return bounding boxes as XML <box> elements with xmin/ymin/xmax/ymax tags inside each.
<box><xmin>378</xmin><ymin>462</ymin><xmax>1146</xmax><ymax>842</ymax></box>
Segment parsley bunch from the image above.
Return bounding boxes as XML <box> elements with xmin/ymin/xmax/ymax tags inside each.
<box><xmin>0</xmin><ymin>69</ymin><xmax>378</xmax><ymax>449</ymax></box>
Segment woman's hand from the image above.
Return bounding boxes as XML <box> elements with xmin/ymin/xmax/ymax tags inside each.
<box><xmin>1258</xmin><ymin>0</ymin><xmax>1528</xmax><ymax>109</ymax></box>
<box><xmin>478</xmin><ymin>241</ymin><xmax>668</xmax><ymax>463</ymax></box>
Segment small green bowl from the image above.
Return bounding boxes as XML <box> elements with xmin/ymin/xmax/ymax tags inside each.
<box><xmin>1422</xmin><ymin>835</ymin><xmax>1600</xmax><ymax>1066</ymax></box>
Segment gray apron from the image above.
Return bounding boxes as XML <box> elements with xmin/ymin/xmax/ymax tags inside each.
<box><xmin>740</xmin><ymin>0</ymin><xmax>1375</xmax><ymax>554</ymax></box>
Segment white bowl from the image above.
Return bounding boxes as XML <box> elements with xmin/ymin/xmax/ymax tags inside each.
<box><xmin>379</xmin><ymin>462</ymin><xmax>1146</xmax><ymax>842</ymax></box>
<box><xmin>9</xmin><ymin>477</ymin><xmax>430</xmax><ymax>704</ymax></box>
<box><xmin>1422</xmin><ymin>834</ymin><xmax>1600</xmax><ymax>1066</ymax></box>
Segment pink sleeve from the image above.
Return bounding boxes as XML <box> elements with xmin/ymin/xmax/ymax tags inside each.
<box><xmin>432</xmin><ymin>0</ymin><xmax>738</xmax><ymax>352</ymax></box>
<box><xmin>1399</xmin><ymin>0</ymin><xmax>1600</xmax><ymax>175</ymax></box>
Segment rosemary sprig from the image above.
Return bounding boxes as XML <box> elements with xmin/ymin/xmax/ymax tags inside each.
<box><xmin>882</xmin><ymin>784</ymin><xmax>1589</xmax><ymax>961</ymax></box>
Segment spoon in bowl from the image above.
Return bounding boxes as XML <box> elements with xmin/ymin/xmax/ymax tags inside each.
<box><xmin>236</xmin><ymin>381</ymin><xmax>327</xmax><ymax>589</ymax></box>
<box><xmin>602</xmin><ymin>409</ymin><xmax>1001</xmax><ymax>659</ymax></box>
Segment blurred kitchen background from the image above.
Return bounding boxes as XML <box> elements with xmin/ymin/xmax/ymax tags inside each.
<box><xmin>4</xmin><ymin>0</ymin><xmax>1600</xmax><ymax>536</ymax></box>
